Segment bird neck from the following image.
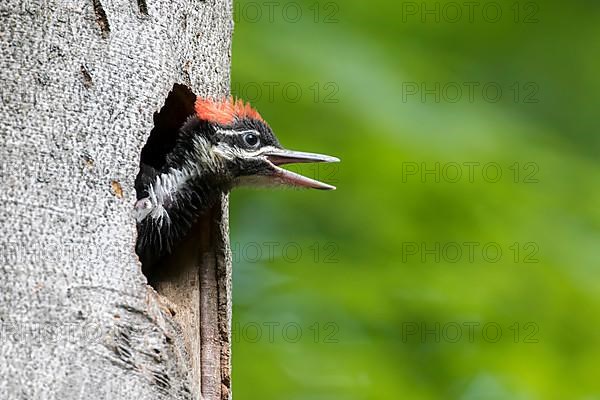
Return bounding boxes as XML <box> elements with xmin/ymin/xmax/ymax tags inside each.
<box><xmin>157</xmin><ymin>133</ymin><xmax>228</xmax><ymax>216</ymax></box>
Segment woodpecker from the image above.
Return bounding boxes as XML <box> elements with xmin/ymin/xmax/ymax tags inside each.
<box><xmin>134</xmin><ymin>97</ymin><xmax>339</xmax><ymax>273</ymax></box>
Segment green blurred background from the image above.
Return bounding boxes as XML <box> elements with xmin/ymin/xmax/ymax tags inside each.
<box><xmin>229</xmin><ymin>1</ymin><xmax>600</xmax><ymax>398</ymax></box>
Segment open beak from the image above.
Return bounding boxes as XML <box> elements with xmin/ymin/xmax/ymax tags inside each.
<box><xmin>262</xmin><ymin>148</ymin><xmax>340</xmax><ymax>190</ymax></box>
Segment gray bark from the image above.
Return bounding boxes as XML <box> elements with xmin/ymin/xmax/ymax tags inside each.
<box><xmin>0</xmin><ymin>1</ymin><xmax>233</xmax><ymax>399</ymax></box>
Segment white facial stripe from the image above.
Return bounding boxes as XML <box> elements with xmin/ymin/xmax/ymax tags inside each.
<box><xmin>214</xmin><ymin>143</ymin><xmax>279</xmax><ymax>160</ymax></box>
<box><xmin>216</xmin><ymin>128</ymin><xmax>261</xmax><ymax>137</ymax></box>
<box><xmin>213</xmin><ymin>143</ymin><xmax>236</xmax><ymax>160</ymax></box>
<box><xmin>256</xmin><ymin>145</ymin><xmax>279</xmax><ymax>156</ymax></box>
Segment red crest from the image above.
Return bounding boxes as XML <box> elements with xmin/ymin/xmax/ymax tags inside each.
<box><xmin>194</xmin><ymin>97</ymin><xmax>264</xmax><ymax>125</ymax></box>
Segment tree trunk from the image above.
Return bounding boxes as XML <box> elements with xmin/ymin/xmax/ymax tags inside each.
<box><xmin>0</xmin><ymin>1</ymin><xmax>233</xmax><ymax>399</ymax></box>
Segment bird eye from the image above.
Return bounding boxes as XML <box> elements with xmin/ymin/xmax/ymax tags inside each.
<box><xmin>243</xmin><ymin>132</ymin><xmax>260</xmax><ymax>148</ymax></box>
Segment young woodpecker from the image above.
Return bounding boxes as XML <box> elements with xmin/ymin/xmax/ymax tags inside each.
<box><xmin>134</xmin><ymin>97</ymin><xmax>339</xmax><ymax>272</ymax></box>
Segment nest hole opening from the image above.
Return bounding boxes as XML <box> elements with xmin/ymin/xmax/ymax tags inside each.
<box><xmin>135</xmin><ymin>83</ymin><xmax>198</xmax><ymax>287</ymax></box>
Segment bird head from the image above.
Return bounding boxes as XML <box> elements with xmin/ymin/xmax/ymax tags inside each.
<box><xmin>186</xmin><ymin>97</ymin><xmax>339</xmax><ymax>190</ymax></box>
